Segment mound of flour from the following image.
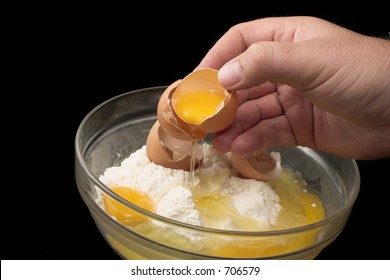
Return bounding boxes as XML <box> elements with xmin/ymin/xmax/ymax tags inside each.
<box><xmin>98</xmin><ymin>143</ymin><xmax>282</xmax><ymax>239</ymax></box>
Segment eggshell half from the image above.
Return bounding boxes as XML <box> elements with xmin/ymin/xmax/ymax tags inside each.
<box><xmin>146</xmin><ymin>120</ymin><xmax>202</xmax><ymax>171</ymax></box>
<box><xmin>231</xmin><ymin>151</ymin><xmax>282</xmax><ymax>181</ymax></box>
<box><xmin>157</xmin><ymin>80</ymin><xmax>207</xmax><ymax>141</ymax></box>
<box><xmin>172</xmin><ymin>68</ymin><xmax>238</xmax><ymax>133</ymax></box>
<box><xmin>158</xmin><ymin>125</ymin><xmax>203</xmax><ymax>161</ymax></box>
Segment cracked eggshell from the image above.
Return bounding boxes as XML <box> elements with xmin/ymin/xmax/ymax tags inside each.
<box><xmin>157</xmin><ymin>80</ymin><xmax>206</xmax><ymax>141</ymax></box>
<box><xmin>158</xmin><ymin>125</ymin><xmax>203</xmax><ymax>162</ymax></box>
<box><xmin>172</xmin><ymin>68</ymin><xmax>239</xmax><ymax>134</ymax></box>
<box><xmin>157</xmin><ymin>68</ymin><xmax>238</xmax><ymax>141</ymax></box>
<box><xmin>231</xmin><ymin>151</ymin><xmax>282</xmax><ymax>181</ymax></box>
<box><xmin>146</xmin><ymin>120</ymin><xmax>202</xmax><ymax>171</ymax></box>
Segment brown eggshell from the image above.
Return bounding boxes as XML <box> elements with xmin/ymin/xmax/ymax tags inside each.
<box><xmin>158</xmin><ymin>126</ymin><xmax>203</xmax><ymax>161</ymax></box>
<box><xmin>146</xmin><ymin>120</ymin><xmax>202</xmax><ymax>171</ymax></box>
<box><xmin>231</xmin><ymin>151</ymin><xmax>282</xmax><ymax>181</ymax></box>
<box><xmin>157</xmin><ymin>80</ymin><xmax>207</xmax><ymax>141</ymax></box>
<box><xmin>172</xmin><ymin>68</ymin><xmax>239</xmax><ymax>133</ymax></box>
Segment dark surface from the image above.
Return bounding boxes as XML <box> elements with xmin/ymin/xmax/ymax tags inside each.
<box><xmin>4</xmin><ymin>5</ymin><xmax>389</xmax><ymax>260</ymax></box>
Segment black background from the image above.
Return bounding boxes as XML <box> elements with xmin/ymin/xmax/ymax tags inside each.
<box><xmin>4</xmin><ymin>4</ymin><xmax>389</xmax><ymax>260</ymax></box>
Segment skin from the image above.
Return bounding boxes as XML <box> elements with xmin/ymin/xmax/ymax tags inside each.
<box><xmin>196</xmin><ymin>16</ymin><xmax>390</xmax><ymax>160</ymax></box>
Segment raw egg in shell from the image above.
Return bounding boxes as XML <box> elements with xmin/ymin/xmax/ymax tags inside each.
<box><xmin>171</xmin><ymin>68</ymin><xmax>239</xmax><ymax>135</ymax></box>
<box><xmin>157</xmin><ymin>68</ymin><xmax>239</xmax><ymax>141</ymax></box>
<box><xmin>157</xmin><ymin>80</ymin><xmax>199</xmax><ymax>141</ymax></box>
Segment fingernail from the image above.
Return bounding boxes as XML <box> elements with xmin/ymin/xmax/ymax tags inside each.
<box><xmin>218</xmin><ymin>60</ymin><xmax>243</xmax><ymax>88</ymax></box>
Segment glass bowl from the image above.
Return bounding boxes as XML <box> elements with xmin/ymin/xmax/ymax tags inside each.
<box><xmin>75</xmin><ymin>86</ymin><xmax>360</xmax><ymax>259</ymax></box>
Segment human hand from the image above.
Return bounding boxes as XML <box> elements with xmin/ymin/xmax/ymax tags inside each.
<box><xmin>196</xmin><ymin>16</ymin><xmax>390</xmax><ymax>159</ymax></box>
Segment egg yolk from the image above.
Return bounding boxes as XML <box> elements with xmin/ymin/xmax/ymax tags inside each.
<box><xmin>103</xmin><ymin>186</ymin><xmax>154</xmax><ymax>226</ymax></box>
<box><xmin>172</xmin><ymin>90</ymin><xmax>225</xmax><ymax>124</ymax></box>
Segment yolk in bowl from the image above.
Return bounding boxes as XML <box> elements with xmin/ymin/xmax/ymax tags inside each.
<box><xmin>102</xmin><ymin>186</ymin><xmax>154</xmax><ymax>226</ymax></box>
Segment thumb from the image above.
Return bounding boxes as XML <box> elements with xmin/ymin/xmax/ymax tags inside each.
<box><xmin>218</xmin><ymin>39</ymin><xmax>332</xmax><ymax>91</ymax></box>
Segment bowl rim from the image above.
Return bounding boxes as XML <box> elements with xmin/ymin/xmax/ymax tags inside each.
<box><xmin>75</xmin><ymin>86</ymin><xmax>361</xmax><ymax>237</ymax></box>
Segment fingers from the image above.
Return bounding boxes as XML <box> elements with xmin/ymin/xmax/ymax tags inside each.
<box><xmin>197</xmin><ymin>16</ymin><xmax>390</xmax><ymax>159</ymax></box>
<box><xmin>235</xmin><ymin>82</ymin><xmax>276</xmax><ymax>105</ymax></box>
<box><xmin>212</xmin><ymin>115</ymin><xmax>298</xmax><ymax>157</ymax></box>
<box><xmin>218</xmin><ymin>39</ymin><xmax>334</xmax><ymax>91</ymax></box>
<box><xmin>212</xmin><ymin>91</ymin><xmax>289</xmax><ymax>155</ymax></box>
<box><xmin>196</xmin><ymin>16</ymin><xmax>344</xmax><ymax>92</ymax></box>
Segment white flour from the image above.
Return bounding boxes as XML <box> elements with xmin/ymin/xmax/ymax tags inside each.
<box><xmin>98</xmin><ymin>143</ymin><xmax>282</xmax><ymax>240</ymax></box>
<box><xmin>156</xmin><ymin>186</ymin><xmax>202</xmax><ymax>225</ymax></box>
